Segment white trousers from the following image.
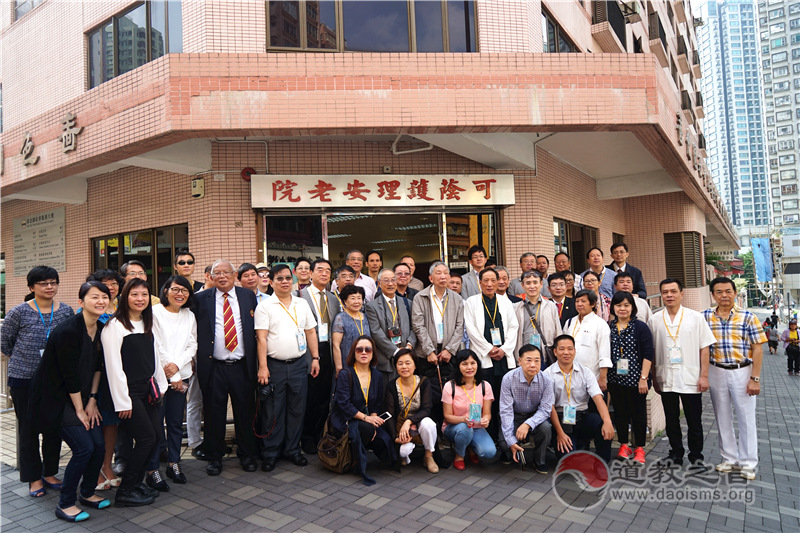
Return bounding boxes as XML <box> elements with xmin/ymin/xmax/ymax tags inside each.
<box><xmin>186</xmin><ymin>375</ymin><xmax>204</xmax><ymax>449</ymax></box>
<box><xmin>398</xmin><ymin>417</ymin><xmax>437</xmax><ymax>463</ymax></box>
<box><xmin>708</xmin><ymin>365</ymin><xmax>758</xmax><ymax>468</ymax></box>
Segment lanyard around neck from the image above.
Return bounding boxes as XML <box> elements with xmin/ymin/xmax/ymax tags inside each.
<box><xmin>34</xmin><ymin>300</ymin><xmax>54</xmax><ymax>341</ymax></box>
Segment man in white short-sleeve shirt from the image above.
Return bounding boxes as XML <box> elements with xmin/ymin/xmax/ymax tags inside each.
<box><xmin>255</xmin><ymin>264</ymin><xmax>319</xmax><ymax>472</ymax></box>
<box><xmin>648</xmin><ymin>278</ymin><xmax>716</xmax><ymax>465</ymax></box>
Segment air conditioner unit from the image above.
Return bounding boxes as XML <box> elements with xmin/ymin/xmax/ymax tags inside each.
<box><xmin>621</xmin><ymin>1</ymin><xmax>642</xmax><ymax>23</ymax></box>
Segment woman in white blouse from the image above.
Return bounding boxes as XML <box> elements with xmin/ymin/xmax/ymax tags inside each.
<box><xmin>145</xmin><ymin>276</ymin><xmax>197</xmax><ymax>489</ymax></box>
<box><xmin>101</xmin><ymin>279</ymin><xmax>167</xmax><ymax>508</ymax></box>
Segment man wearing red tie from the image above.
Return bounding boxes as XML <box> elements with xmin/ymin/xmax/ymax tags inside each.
<box><xmin>195</xmin><ymin>260</ymin><xmax>260</xmax><ymax>476</ymax></box>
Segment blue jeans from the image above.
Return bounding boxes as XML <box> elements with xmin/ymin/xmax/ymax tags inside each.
<box><xmin>59</xmin><ymin>424</ymin><xmax>105</xmax><ymax>508</ymax></box>
<box><xmin>147</xmin><ymin>385</ymin><xmax>187</xmax><ymax>470</ymax></box>
<box><xmin>443</xmin><ymin>423</ymin><xmax>497</xmax><ymax>461</ymax></box>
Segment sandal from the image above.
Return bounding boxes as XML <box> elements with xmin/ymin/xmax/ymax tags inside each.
<box><xmin>41</xmin><ymin>477</ymin><xmax>63</xmax><ymax>490</ymax></box>
<box><xmin>96</xmin><ymin>471</ymin><xmax>120</xmax><ymax>491</ymax></box>
<box><xmin>29</xmin><ymin>484</ymin><xmax>46</xmax><ymax>498</ymax></box>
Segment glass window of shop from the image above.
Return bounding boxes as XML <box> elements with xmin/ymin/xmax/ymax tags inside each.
<box><xmin>553</xmin><ymin>218</ymin><xmax>598</xmax><ymax>273</ymax></box>
<box><xmin>268</xmin><ymin>0</ymin><xmax>476</xmax><ymax>52</ymax></box>
<box><xmin>92</xmin><ymin>223</ymin><xmax>188</xmax><ymax>293</ymax></box>
<box><xmin>261</xmin><ymin>211</ymin><xmax>497</xmax><ymax>285</ymax></box>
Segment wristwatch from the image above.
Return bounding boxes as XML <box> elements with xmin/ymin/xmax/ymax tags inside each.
<box><xmin>89</xmin><ymin>393</ymin><xmax>98</xmax><ymax>399</ymax></box>
<box><xmin>750</xmin><ymin>376</ymin><xmax>760</xmax><ymax>383</ymax></box>
<box><xmin>312</xmin><ymin>357</ymin><xmax>320</xmax><ymax>360</ymax></box>
<box><xmin>639</xmin><ymin>376</ymin><xmax>647</xmax><ymax>381</ymax></box>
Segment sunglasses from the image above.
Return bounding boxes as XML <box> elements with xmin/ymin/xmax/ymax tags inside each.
<box><xmin>355</xmin><ymin>346</ymin><xmax>373</xmax><ymax>354</ymax></box>
<box><xmin>177</xmin><ymin>260</ymin><xmax>195</xmax><ymax>266</ymax></box>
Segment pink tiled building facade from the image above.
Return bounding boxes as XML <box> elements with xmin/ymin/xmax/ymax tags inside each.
<box><xmin>1</xmin><ymin>0</ymin><xmax>736</xmax><ymax>312</ymax></box>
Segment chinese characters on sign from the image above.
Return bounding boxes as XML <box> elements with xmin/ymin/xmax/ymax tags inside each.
<box><xmin>252</xmin><ymin>175</ymin><xmax>515</xmax><ymax>209</ymax></box>
<box><xmin>59</xmin><ymin>112</ymin><xmax>83</xmax><ymax>153</ymax></box>
<box><xmin>20</xmin><ymin>133</ymin><xmax>39</xmax><ymax>166</ymax></box>
<box><xmin>13</xmin><ymin>208</ymin><xmax>66</xmax><ymax>276</ymax></box>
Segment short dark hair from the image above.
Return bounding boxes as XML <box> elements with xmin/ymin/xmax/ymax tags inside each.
<box><xmin>238</xmin><ymin>263</ymin><xmax>258</xmax><ymax>280</ymax></box>
<box><xmin>79</xmin><ymin>281</ymin><xmax>111</xmax><ymax>301</ymax></box>
<box><xmin>485</xmin><ymin>258</ymin><xmax>497</xmax><ymax>268</ymax></box>
<box><xmin>611</xmin><ymin>242</ymin><xmax>628</xmax><ymax>253</ymax></box>
<box><xmin>294</xmin><ymin>257</ymin><xmax>312</xmax><ymax>270</ymax></box>
<box><xmin>574</xmin><ymin>288</ymin><xmax>597</xmax><ymax>306</ymax></box>
<box><xmin>548</xmin><ymin>272</ymin><xmax>566</xmax><ymax>286</ymax></box>
<box><xmin>345</xmin><ymin>335</ymin><xmax>377</xmax><ymax>367</ymax></box>
<box><xmin>400</xmin><ymin>254</ymin><xmax>414</xmax><ymax>262</ymax></box>
<box><xmin>467</xmin><ymin>245</ymin><xmax>487</xmax><ymax>261</ymax></box>
<box><xmin>586</xmin><ymin>247</ymin><xmax>604</xmax><ymax>259</ymax></box>
<box><xmin>392</xmin><ymin>262</ymin><xmax>412</xmax><ymax>272</ymax></box>
<box><xmin>452</xmin><ymin>349</ymin><xmax>483</xmax><ymax>386</ymax></box>
<box><xmin>553</xmin><ymin>334</ymin><xmax>575</xmax><ymax>349</ymax></box>
<box><xmin>335</xmin><ymin>265</ymin><xmax>356</xmax><ymax>279</ymax></box>
<box><xmin>710</xmin><ymin>276</ymin><xmax>736</xmax><ymax>293</ymax></box>
<box><xmin>113</xmin><ymin>278</ymin><xmax>153</xmax><ymax>334</ymax></box>
<box><xmin>174</xmin><ymin>250</ymin><xmax>195</xmax><ymax>264</ymax></box>
<box><xmin>535</xmin><ymin>255</ymin><xmax>549</xmax><ymax>265</ymax></box>
<box><xmin>311</xmin><ymin>258</ymin><xmax>332</xmax><ymax>271</ymax></box>
<box><xmin>583</xmin><ymin>271</ymin><xmax>600</xmax><ymax>283</ymax></box>
<box><xmin>268</xmin><ymin>263</ymin><xmax>291</xmax><ymax>281</ymax></box>
<box><xmin>345</xmin><ymin>249</ymin><xmax>364</xmax><ymax>262</ymax></box>
<box><xmin>392</xmin><ymin>348</ymin><xmax>415</xmax><ymax>369</ymax></box>
<box><xmin>522</xmin><ymin>270</ymin><xmax>543</xmax><ymax>281</ymax></box>
<box><xmin>609</xmin><ymin>291</ymin><xmax>638</xmax><ymax>322</ymax></box>
<box><xmin>87</xmin><ymin>269</ymin><xmax>123</xmax><ymax>287</ymax></box>
<box><xmin>160</xmin><ymin>275</ymin><xmax>195</xmax><ymax>310</ymax></box>
<box><xmin>479</xmin><ymin>268</ymin><xmax>498</xmax><ymax>281</ymax></box>
<box><xmin>554</xmin><ymin>252</ymin><xmax>570</xmax><ymax>261</ymax></box>
<box><xmin>339</xmin><ymin>283</ymin><xmax>365</xmax><ymax>302</ymax></box>
<box><xmin>366</xmin><ymin>250</ymin><xmax>383</xmax><ymax>262</ymax></box>
<box><xmin>659</xmin><ymin>278</ymin><xmax>683</xmax><ymax>291</ymax></box>
<box><xmin>613</xmin><ymin>271</ymin><xmax>633</xmax><ymax>285</ymax></box>
<box><xmin>562</xmin><ymin>270</ymin><xmax>575</xmax><ymax>280</ymax></box>
<box><xmin>120</xmin><ymin>260</ymin><xmax>146</xmax><ymax>277</ymax></box>
<box><xmin>204</xmin><ymin>265</ymin><xmax>213</xmax><ymax>274</ymax></box>
<box><xmin>518</xmin><ymin>344</ymin><xmax>541</xmax><ymax>361</ymax></box>
<box><xmin>27</xmin><ymin>266</ymin><xmax>60</xmax><ymax>288</ymax></box>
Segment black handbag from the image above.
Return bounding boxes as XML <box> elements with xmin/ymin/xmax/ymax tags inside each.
<box><xmin>147</xmin><ymin>376</ymin><xmax>163</xmax><ymax>407</ymax></box>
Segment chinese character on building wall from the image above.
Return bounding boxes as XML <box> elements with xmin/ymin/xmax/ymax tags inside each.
<box><xmin>20</xmin><ymin>132</ymin><xmax>39</xmax><ymax>165</ymax></box>
<box><xmin>59</xmin><ymin>112</ymin><xmax>83</xmax><ymax>153</ymax></box>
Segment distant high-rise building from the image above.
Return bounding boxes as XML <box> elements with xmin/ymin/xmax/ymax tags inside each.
<box><xmin>757</xmin><ymin>0</ymin><xmax>800</xmax><ymax>298</ymax></box>
<box><xmin>698</xmin><ymin>0</ymin><xmax>770</xmax><ymax>248</ymax></box>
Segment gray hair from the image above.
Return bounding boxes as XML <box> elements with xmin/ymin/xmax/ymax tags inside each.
<box><xmin>522</xmin><ymin>270</ymin><xmax>543</xmax><ymax>280</ymax></box>
<box><xmin>377</xmin><ymin>268</ymin><xmax>396</xmax><ymax>280</ymax></box>
<box><xmin>210</xmin><ymin>259</ymin><xmax>234</xmax><ymax>277</ymax></box>
<box><xmin>428</xmin><ymin>261</ymin><xmax>449</xmax><ymax>276</ymax></box>
<box><xmin>494</xmin><ymin>265</ymin><xmax>510</xmax><ymax>277</ymax></box>
<box><xmin>519</xmin><ymin>252</ymin><xmax>535</xmax><ymax>262</ymax></box>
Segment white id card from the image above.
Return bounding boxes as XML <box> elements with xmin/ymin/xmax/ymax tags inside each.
<box><xmin>296</xmin><ymin>331</ymin><xmax>307</xmax><ymax>352</ymax></box>
<box><xmin>562</xmin><ymin>405</ymin><xmax>577</xmax><ymax>425</ymax></box>
<box><xmin>39</xmin><ymin>349</ymin><xmax>44</xmax><ymax>358</ymax></box>
<box><xmin>468</xmin><ymin>402</ymin><xmax>482</xmax><ymax>423</ymax></box>
<box><xmin>490</xmin><ymin>328</ymin><xmax>502</xmax><ymax>346</ymax></box>
<box><xmin>617</xmin><ymin>358</ymin><xmax>629</xmax><ymax>375</ymax></box>
<box><xmin>530</xmin><ymin>332</ymin><xmax>541</xmax><ymax>348</ymax></box>
<box><xmin>668</xmin><ymin>345</ymin><xmax>683</xmax><ymax>364</ymax></box>
<box><xmin>436</xmin><ymin>322</ymin><xmax>444</xmax><ymax>343</ymax></box>
<box><xmin>318</xmin><ymin>323</ymin><xmax>329</xmax><ymax>342</ymax></box>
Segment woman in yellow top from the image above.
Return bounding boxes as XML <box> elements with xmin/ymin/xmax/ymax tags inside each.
<box><xmin>780</xmin><ymin>318</ymin><xmax>800</xmax><ymax>375</ymax></box>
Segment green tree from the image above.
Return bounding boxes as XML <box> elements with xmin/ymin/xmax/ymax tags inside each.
<box><xmin>738</xmin><ymin>251</ymin><xmax>756</xmax><ymax>306</ymax></box>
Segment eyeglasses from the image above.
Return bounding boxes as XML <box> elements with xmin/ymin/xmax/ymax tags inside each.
<box><xmin>103</xmin><ymin>281</ymin><xmax>119</xmax><ymax>287</ymax></box>
<box><xmin>355</xmin><ymin>346</ymin><xmax>373</xmax><ymax>354</ymax></box>
<box><xmin>258</xmin><ymin>271</ymin><xmax>270</xmax><ymax>277</ymax></box>
<box><xmin>127</xmin><ymin>271</ymin><xmax>147</xmax><ymax>278</ymax></box>
<box><xmin>34</xmin><ymin>281</ymin><xmax>59</xmax><ymax>287</ymax></box>
<box><xmin>212</xmin><ymin>270</ymin><xmax>234</xmax><ymax>277</ymax></box>
<box><xmin>396</xmin><ymin>272</ymin><xmax>410</xmax><ymax>277</ymax></box>
<box><xmin>176</xmin><ymin>260</ymin><xmax>195</xmax><ymax>266</ymax></box>
<box><xmin>584</xmin><ymin>279</ymin><xmax>598</xmax><ymax>284</ymax></box>
<box><xmin>169</xmin><ymin>287</ymin><xmax>190</xmax><ymax>295</ymax></box>
<box><xmin>274</xmin><ymin>276</ymin><xmax>293</xmax><ymax>282</ymax></box>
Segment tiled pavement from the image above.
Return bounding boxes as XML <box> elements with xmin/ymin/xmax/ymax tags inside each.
<box><xmin>1</xmin><ymin>310</ymin><xmax>798</xmax><ymax>532</ymax></box>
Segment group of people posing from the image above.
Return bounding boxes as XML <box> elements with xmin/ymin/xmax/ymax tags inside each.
<box><xmin>1</xmin><ymin>242</ymin><xmax>767</xmax><ymax>522</ymax></box>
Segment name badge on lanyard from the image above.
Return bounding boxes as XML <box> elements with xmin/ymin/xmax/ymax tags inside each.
<box><xmin>468</xmin><ymin>403</ymin><xmax>482</xmax><ymax>423</ymax></box>
<box><xmin>668</xmin><ymin>345</ymin><xmax>683</xmax><ymax>364</ymax></box>
<box><xmin>318</xmin><ymin>323</ymin><xmax>329</xmax><ymax>342</ymax></box>
<box><xmin>617</xmin><ymin>358</ymin><xmax>629</xmax><ymax>375</ymax></box>
<box><xmin>563</xmin><ymin>405</ymin><xmax>577</xmax><ymax>425</ymax></box>
<box><xmin>436</xmin><ymin>322</ymin><xmax>444</xmax><ymax>343</ymax></box>
<box><xmin>490</xmin><ymin>328</ymin><xmax>502</xmax><ymax>346</ymax></box>
<box><xmin>530</xmin><ymin>332</ymin><xmax>541</xmax><ymax>348</ymax></box>
<box><xmin>296</xmin><ymin>331</ymin><xmax>307</xmax><ymax>352</ymax></box>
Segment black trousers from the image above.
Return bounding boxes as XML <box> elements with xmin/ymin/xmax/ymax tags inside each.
<box><xmin>787</xmin><ymin>346</ymin><xmax>800</xmax><ymax>373</ymax></box>
<box><xmin>420</xmin><ymin>350</ymin><xmax>454</xmax><ymax>431</ymax></box>
<box><xmin>556</xmin><ymin>411</ymin><xmax>611</xmax><ymax>462</ymax></box>
<box><xmin>204</xmin><ymin>360</ymin><xmax>258</xmax><ymax>462</ymax></box>
<box><xmin>262</xmin><ymin>357</ymin><xmax>308</xmax><ymax>458</ymax></box>
<box><xmin>302</xmin><ymin>342</ymin><xmax>333</xmax><ymax>448</ymax></box>
<box><xmin>608</xmin><ymin>383</ymin><xmax>648</xmax><ymax>447</ymax></box>
<box><xmin>118</xmin><ymin>386</ymin><xmax>162</xmax><ymax>491</ymax></box>
<box><xmin>478</xmin><ymin>367</ymin><xmax>506</xmax><ymax>442</ymax></box>
<box><xmin>661</xmin><ymin>391</ymin><xmax>703</xmax><ymax>463</ymax></box>
<box><xmin>10</xmin><ymin>385</ymin><xmax>62</xmax><ymax>483</ymax></box>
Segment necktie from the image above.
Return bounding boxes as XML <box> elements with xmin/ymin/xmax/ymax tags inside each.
<box><xmin>389</xmin><ymin>299</ymin><xmax>397</xmax><ymax>325</ymax></box>
<box><xmin>319</xmin><ymin>291</ymin><xmax>329</xmax><ymax>325</ymax></box>
<box><xmin>556</xmin><ymin>302</ymin><xmax>563</xmax><ymax>315</ymax></box>
<box><xmin>223</xmin><ymin>293</ymin><xmax>238</xmax><ymax>352</ymax></box>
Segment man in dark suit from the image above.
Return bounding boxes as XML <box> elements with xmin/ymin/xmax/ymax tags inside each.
<box><xmin>609</xmin><ymin>242</ymin><xmax>647</xmax><ymax>299</ymax></box>
<box><xmin>300</xmin><ymin>258</ymin><xmax>341</xmax><ymax>453</ymax></box>
<box><xmin>366</xmin><ymin>268</ymin><xmax>417</xmax><ymax>384</ymax></box>
<box><xmin>195</xmin><ymin>259</ymin><xmax>260</xmax><ymax>476</ymax></box>
<box><xmin>548</xmin><ymin>272</ymin><xmax>578</xmax><ymax>327</ymax></box>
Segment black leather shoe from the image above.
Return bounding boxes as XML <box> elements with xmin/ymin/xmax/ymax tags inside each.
<box><xmin>79</xmin><ymin>495</ymin><xmax>111</xmax><ymax>509</ymax></box>
<box><xmin>288</xmin><ymin>454</ymin><xmax>308</xmax><ymax>467</ymax></box>
<box><xmin>146</xmin><ymin>471</ymin><xmax>170</xmax><ymax>492</ymax></box>
<box><xmin>433</xmin><ymin>449</ymin><xmax>451</xmax><ymax>470</ymax></box>
<box><xmin>206</xmin><ymin>460</ymin><xmax>222</xmax><ymax>476</ymax></box>
<box><xmin>192</xmin><ymin>448</ymin><xmax>209</xmax><ymax>461</ymax></box>
<box><xmin>261</xmin><ymin>457</ymin><xmax>278</xmax><ymax>472</ymax></box>
<box><xmin>165</xmin><ymin>463</ymin><xmax>187</xmax><ymax>484</ymax></box>
<box><xmin>241</xmin><ymin>458</ymin><xmax>258</xmax><ymax>472</ymax></box>
<box><xmin>115</xmin><ymin>488</ymin><xmax>155</xmax><ymax>508</ymax></box>
<box><xmin>137</xmin><ymin>484</ymin><xmax>159</xmax><ymax>498</ymax></box>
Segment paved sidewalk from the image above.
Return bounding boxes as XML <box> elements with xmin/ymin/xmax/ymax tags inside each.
<box><xmin>1</xmin><ymin>324</ymin><xmax>798</xmax><ymax>532</ymax></box>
